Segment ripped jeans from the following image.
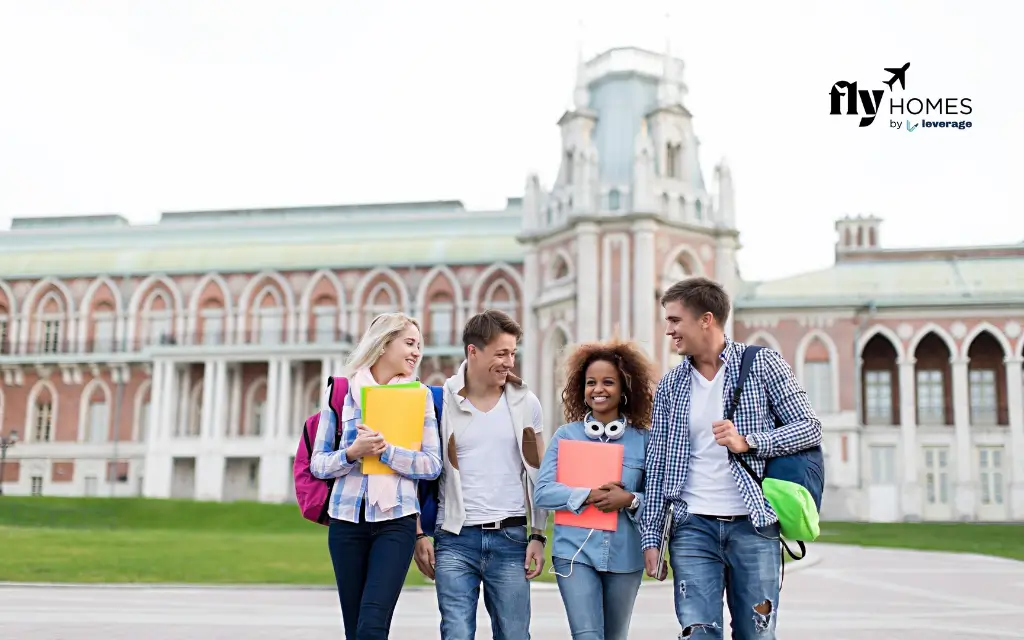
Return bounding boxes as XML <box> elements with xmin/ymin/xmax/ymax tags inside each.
<box><xmin>667</xmin><ymin>512</ymin><xmax>781</xmax><ymax>639</ymax></box>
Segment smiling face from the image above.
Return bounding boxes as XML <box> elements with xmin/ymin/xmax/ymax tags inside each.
<box><xmin>379</xmin><ymin>322</ymin><xmax>423</xmax><ymax>378</ymax></box>
<box><xmin>584</xmin><ymin>358</ymin><xmax>622</xmax><ymax>421</ymax></box>
<box><xmin>663</xmin><ymin>300</ymin><xmax>710</xmax><ymax>357</ymax></box>
<box><xmin>467</xmin><ymin>331</ymin><xmax>517</xmax><ymax>389</ymax></box>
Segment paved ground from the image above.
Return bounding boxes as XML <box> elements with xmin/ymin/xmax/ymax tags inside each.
<box><xmin>2</xmin><ymin>544</ymin><xmax>1023</xmax><ymax>639</ymax></box>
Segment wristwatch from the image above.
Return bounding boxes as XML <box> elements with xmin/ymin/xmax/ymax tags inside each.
<box><xmin>629</xmin><ymin>493</ymin><xmax>640</xmax><ymax>511</ymax></box>
<box><xmin>529</xmin><ymin>533</ymin><xmax>547</xmax><ymax>545</ymax></box>
<box><xmin>744</xmin><ymin>434</ymin><xmax>758</xmax><ymax>452</ymax></box>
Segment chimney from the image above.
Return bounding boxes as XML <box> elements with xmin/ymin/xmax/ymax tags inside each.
<box><xmin>835</xmin><ymin>214</ymin><xmax>882</xmax><ymax>258</ymax></box>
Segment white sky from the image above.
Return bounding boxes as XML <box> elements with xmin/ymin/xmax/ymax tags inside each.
<box><xmin>0</xmin><ymin>0</ymin><xmax>1020</xmax><ymax>282</ymax></box>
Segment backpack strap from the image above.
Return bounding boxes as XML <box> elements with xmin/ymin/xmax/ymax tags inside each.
<box><xmin>726</xmin><ymin>345</ymin><xmax>807</xmax><ymax>569</ymax></box>
<box><xmin>726</xmin><ymin>345</ymin><xmax>764</xmax><ymax>485</ymax></box>
<box><xmin>327</xmin><ymin>376</ymin><xmax>349</xmax><ymax>451</ymax></box>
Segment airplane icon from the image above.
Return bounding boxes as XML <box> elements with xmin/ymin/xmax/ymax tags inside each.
<box><xmin>883</xmin><ymin>62</ymin><xmax>910</xmax><ymax>90</ymax></box>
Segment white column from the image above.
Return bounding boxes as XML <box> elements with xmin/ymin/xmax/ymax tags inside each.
<box><xmin>897</xmin><ymin>357</ymin><xmax>920</xmax><ymax>519</ymax></box>
<box><xmin>258</xmin><ymin>357</ymin><xmax>290</xmax><ymax>503</ymax></box>
<box><xmin>276</xmin><ymin>359</ymin><xmax>293</xmax><ymax>439</ymax></box>
<box><xmin>951</xmin><ymin>357</ymin><xmax>975</xmax><ymax>519</ymax></box>
<box><xmin>522</xmin><ymin>247</ymin><xmax>540</xmax><ymax>390</ymax></box>
<box><xmin>213</xmin><ymin>358</ymin><xmax>228</xmax><ymax>441</ymax></box>
<box><xmin>195</xmin><ymin>360</ymin><xmax>225</xmax><ymax>501</ymax></box>
<box><xmin>576</xmin><ymin>223</ymin><xmax>599</xmax><ymax>343</ymax></box>
<box><xmin>142</xmin><ymin>360</ymin><xmax>172</xmax><ymax>498</ymax></box>
<box><xmin>1005</xmin><ymin>357</ymin><xmax>1024</xmax><ymax>518</ymax></box>
<box><xmin>199</xmin><ymin>360</ymin><xmax>217</xmax><ymax>440</ymax></box>
<box><xmin>228</xmin><ymin>364</ymin><xmax>242</xmax><ymax>437</ymax></box>
<box><xmin>320</xmin><ymin>358</ymin><xmax>332</xmax><ymax>398</ymax></box>
<box><xmin>714</xmin><ymin>236</ymin><xmax>739</xmax><ymax>338</ymax></box>
<box><xmin>177</xmin><ymin>368</ymin><xmax>190</xmax><ymax>437</ymax></box>
<box><xmin>265</xmin><ymin>359</ymin><xmax>280</xmax><ymax>438</ymax></box>
<box><xmin>631</xmin><ymin>219</ymin><xmax>657</xmax><ymax>358</ymax></box>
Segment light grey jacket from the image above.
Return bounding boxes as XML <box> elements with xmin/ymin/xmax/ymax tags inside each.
<box><xmin>437</xmin><ymin>360</ymin><xmax>549</xmax><ymax>535</ymax></box>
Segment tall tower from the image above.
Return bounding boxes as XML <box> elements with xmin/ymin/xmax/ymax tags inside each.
<box><xmin>519</xmin><ymin>45</ymin><xmax>741</xmax><ymax>434</ymax></box>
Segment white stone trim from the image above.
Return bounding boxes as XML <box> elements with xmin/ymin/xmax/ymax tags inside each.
<box><xmin>468</xmin><ymin>262</ymin><xmax>524</xmax><ymax>314</ymax></box>
<box><xmin>959</xmin><ymin>321</ymin><xmax>1014</xmax><ymax>359</ymax></box>
<box><xmin>795</xmin><ymin>329</ymin><xmax>841</xmax><ymax>415</ymax></box>
<box><xmin>907</xmin><ymin>322</ymin><xmax>958</xmax><ymax>359</ymax></box>
<box><xmin>857</xmin><ymin>324</ymin><xmax>906</xmax><ymax>362</ymax></box>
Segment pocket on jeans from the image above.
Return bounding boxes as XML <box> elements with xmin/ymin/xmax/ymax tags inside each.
<box><xmin>501</xmin><ymin>525</ymin><xmax>529</xmax><ymax>545</ymax></box>
<box><xmin>750</xmin><ymin>520</ymin><xmax>781</xmax><ymax>541</ymax></box>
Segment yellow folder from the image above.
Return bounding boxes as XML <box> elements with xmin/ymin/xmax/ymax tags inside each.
<box><xmin>361</xmin><ymin>385</ymin><xmax>427</xmax><ymax>475</ymax></box>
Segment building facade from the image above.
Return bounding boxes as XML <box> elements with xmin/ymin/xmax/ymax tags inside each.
<box><xmin>0</xmin><ymin>46</ymin><xmax>1021</xmax><ymax>522</ymax></box>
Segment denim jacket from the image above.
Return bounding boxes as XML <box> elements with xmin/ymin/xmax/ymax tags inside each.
<box><xmin>533</xmin><ymin>420</ymin><xmax>649</xmax><ymax>574</ymax></box>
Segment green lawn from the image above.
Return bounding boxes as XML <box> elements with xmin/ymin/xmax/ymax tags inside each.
<box><xmin>1</xmin><ymin>498</ymin><xmax>1020</xmax><ymax>586</ymax></box>
<box><xmin>818</xmin><ymin>521</ymin><xmax>1024</xmax><ymax>562</ymax></box>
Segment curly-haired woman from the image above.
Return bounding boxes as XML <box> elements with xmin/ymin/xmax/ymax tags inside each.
<box><xmin>533</xmin><ymin>338</ymin><xmax>658</xmax><ymax>640</ymax></box>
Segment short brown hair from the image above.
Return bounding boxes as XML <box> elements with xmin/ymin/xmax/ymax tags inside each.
<box><xmin>660</xmin><ymin>276</ymin><xmax>731</xmax><ymax>325</ymax></box>
<box><xmin>462</xmin><ymin>309</ymin><xmax>523</xmax><ymax>355</ymax></box>
<box><xmin>560</xmin><ymin>339</ymin><xmax>658</xmax><ymax>429</ymax></box>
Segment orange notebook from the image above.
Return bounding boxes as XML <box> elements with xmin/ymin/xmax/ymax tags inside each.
<box><xmin>553</xmin><ymin>439</ymin><xmax>624</xmax><ymax>532</ymax></box>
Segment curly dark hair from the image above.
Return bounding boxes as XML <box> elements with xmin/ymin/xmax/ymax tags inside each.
<box><xmin>559</xmin><ymin>339</ymin><xmax>658</xmax><ymax>429</ymax></box>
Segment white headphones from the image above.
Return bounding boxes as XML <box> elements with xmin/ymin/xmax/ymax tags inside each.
<box><xmin>583</xmin><ymin>412</ymin><xmax>627</xmax><ymax>441</ymax></box>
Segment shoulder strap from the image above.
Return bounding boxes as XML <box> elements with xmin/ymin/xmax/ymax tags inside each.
<box><xmin>327</xmin><ymin>376</ymin><xmax>349</xmax><ymax>451</ymax></box>
<box><xmin>429</xmin><ymin>385</ymin><xmax>444</xmax><ymax>421</ymax></box>
<box><xmin>727</xmin><ymin>346</ymin><xmax>763</xmax><ymax>484</ymax></box>
<box><xmin>726</xmin><ymin>345</ymin><xmax>762</xmax><ymax>423</ymax></box>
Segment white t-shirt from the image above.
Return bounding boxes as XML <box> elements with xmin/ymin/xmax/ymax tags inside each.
<box><xmin>438</xmin><ymin>392</ymin><xmax>544</xmax><ymax>526</ymax></box>
<box><xmin>680</xmin><ymin>365</ymin><xmax>748</xmax><ymax>516</ymax></box>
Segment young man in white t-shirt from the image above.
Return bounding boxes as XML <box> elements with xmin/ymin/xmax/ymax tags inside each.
<box><xmin>413</xmin><ymin>310</ymin><xmax>548</xmax><ymax>640</ymax></box>
<box><xmin>641</xmin><ymin>277</ymin><xmax>821</xmax><ymax>639</ymax></box>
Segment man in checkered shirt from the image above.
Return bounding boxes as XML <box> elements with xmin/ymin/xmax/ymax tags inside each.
<box><xmin>640</xmin><ymin>277</ymin><xmax>822</xmax><ymax>639</ymax></box>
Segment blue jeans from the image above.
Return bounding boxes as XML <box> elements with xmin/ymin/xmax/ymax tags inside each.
<box><xmin>327</xmin><ymin>512</ymin><xmax>417</xmax><ymax>640</ymax></box>
<box><xmin>668</xmin><ymin>513</ymin><xmax>781</xmax><ymax>639</ymax></box>
<box><xmin>433</xmin><ymin>524</ymin><xmax>532</xmax><ymax>639</ymax></box>
<box><xmin>552</xmin><ymin>557</ymin><xmax>642</xmax><ymax>640</ymax></box>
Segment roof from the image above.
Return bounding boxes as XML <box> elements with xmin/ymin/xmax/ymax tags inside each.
<box><xmin>736</xmin><ymin>256</ymin><xmax>1024</xmax><ymax>308</ymax></box>
<box><xmin>0</xmin><ymin>201</ymin><xmax>526</xmax><ymax>278</ymax></box>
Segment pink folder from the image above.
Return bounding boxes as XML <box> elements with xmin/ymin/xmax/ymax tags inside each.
<box><xmin>553</xmin><ymin>440</ymin><xmax>624</xmax><ymax>532</ymax></box>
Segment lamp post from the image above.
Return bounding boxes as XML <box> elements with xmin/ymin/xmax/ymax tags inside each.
<box><xmin>0</xmin><ymin>430</ymin><xmax>18</xmax><ymax>496</ymax></box>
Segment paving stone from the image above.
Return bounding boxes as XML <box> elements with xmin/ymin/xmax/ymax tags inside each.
<box><xmin>1</xmin><ymin>544</ymin><xmax>1022</xmax><ymax>639</ymax></box>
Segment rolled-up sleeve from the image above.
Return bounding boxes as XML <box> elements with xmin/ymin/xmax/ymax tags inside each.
<box><xmin>309</xmin><ymin>387</ymin><xmax>356</xmax><ymax>479</ymax></box>
<box><xmin>533</xmin><ymin>429</ymin><xmax>591</xmax><ymax>514</ymax></box>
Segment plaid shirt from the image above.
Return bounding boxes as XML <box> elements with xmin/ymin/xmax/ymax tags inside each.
<box><xmin>640</xmin><ymin>337</ymin><xmax>822</xmax><ymax>550</ymax></box>
<box><xmin>309</xmin><ymin>383</ymin><xmax>442</xmax><ymax>523</ymax></box>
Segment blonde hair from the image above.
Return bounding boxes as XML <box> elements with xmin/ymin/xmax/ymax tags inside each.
<box><xmin>344</xmin><ymin>312</ymin><xmax>422</xmax><ymax>375</ymax></box>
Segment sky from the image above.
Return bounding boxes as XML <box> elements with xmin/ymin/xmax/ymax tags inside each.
<box><xmin>0</xmin><ymin>0</ymin><xmax>1021</xmax><ymax>282</ymax></box>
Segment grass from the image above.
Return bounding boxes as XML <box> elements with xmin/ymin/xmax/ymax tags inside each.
<box><xmin>1</xmin><ymin>498</ymin><xmax>1020</xmax><ymax>586</ymax></box>
<box><xmin>818</xmin><ymin>521</ymin><xmax>1024</xmax><ymax>562</ymax></box>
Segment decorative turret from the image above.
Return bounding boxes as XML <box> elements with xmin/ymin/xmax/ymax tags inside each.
<box><xmin>835</xmin><ymin>214</ymin><xmax>882</xmax><ymax>256</ymax></box>
<box><xmin>713</xmin><ymin>158</ymin><xmax>736</xmax><ymax>229</ymax></box>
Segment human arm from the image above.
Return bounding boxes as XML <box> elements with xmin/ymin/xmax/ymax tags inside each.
<box><xmin>744</xmin><ymin>348</ymin><xmax>823</xmax><ymax>458</ymax></box>
<box><xmin>377</xmin><ymin>386</ymin><xmax>443</xmax><ymax>480</ymax></box>
<box><xmin>309</xmin><ymin>388</ymin><xmax>359</xmax><ymax>479</ymax></box>
<box><xmin>639</xmin><ymin>379</ymin><xmax>670</xmax><ymax>551</ymax></box>
<box><xmin>532</xmin><ymin>427</ymin><xmax>595</xmax><ymax>514</ymax></box>
<box><xmin>413</xmin><ymin>515</ymin><xmax>435</xmax><ymax>580</ymax></box>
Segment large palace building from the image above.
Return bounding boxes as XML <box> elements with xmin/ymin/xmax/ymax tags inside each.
<box><xmin>1</xmin><ymin>47</ymin><xmax>1022</xmax><ymax>522</ymax></box>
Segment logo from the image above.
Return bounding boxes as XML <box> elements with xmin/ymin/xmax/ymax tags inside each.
<box><xmin>829</xmin><ymin>62</ymin><xmax>973</xmax><ymax>130</ymax></box>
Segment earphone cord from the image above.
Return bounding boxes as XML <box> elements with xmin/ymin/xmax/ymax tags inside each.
<box><xmin>549</xmin><ymin>528</ymin><xmax>596</xmax><ymax>579</ymax></box>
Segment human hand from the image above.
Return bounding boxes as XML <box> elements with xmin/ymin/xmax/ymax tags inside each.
<box><xmin>644</xmin><ymin>548</ymin><xmax>668</xmax><ymax>581</ymax></box>
<box><xmin>585</xmin><ymin>488</ymin><xmax>609</xmax><ymax>505</ymax></box>
<box><xmin>524</xmin><ymin>540</ymin><xmax>545</xmax><ymax>579</ymax></box>
<box><xmin>345</xmin><ymin>425</ymin><xmax>387</xmax><ymax>461</ymax></box>
<box><xmin>592</xmin><ymin>483</ymin><xmax>634</xmax><ymax>512</ymax></box>
<box><xmin>712</xmin><ymin>419</ymin><xmax>748</xmax><ymax>454</ymax></box>
<box><xmin>413</xmin><ymin>536</ymin><xmax>436</xmax><ymax>580</ymax></box>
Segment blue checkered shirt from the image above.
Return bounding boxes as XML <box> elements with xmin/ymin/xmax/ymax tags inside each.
<box><xmin>640</xmin><ymin>337</ymin><xmax>822</xmax><ymax>550</ymax></box>
<box><xmin>309</xmin><ymin>384</ymin><xmax>442</xmax><ymax>523</ymax></box>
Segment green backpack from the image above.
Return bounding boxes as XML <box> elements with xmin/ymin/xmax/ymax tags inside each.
<box><xmin>726</xmin><ymin>346</ymin><xmax>825</xmax><ymax>561</ymax></box>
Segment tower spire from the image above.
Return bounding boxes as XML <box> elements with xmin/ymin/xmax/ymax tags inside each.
<box><xmin>572</xmin><ymin>18</ymin><xmax>589</xmax><ymax>110</ymax></box>
<box><xmin>657</xmin><ymin>9</ymin><xmax>679</xmax><ymax>107</ymax></box>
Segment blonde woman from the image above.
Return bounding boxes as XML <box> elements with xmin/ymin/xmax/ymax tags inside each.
<box><xmin>310</xmin><ymin>312</ymin><xmax>442</xmax><ymax>640</ymax></box>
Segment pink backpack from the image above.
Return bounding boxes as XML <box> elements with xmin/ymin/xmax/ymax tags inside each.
<box><xmin>294</xmin><ymin>376</ymin><xmax>349</xmax><ymax>525</ymax></box>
